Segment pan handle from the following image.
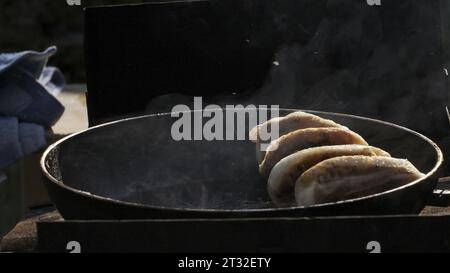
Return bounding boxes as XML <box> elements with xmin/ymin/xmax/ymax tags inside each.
<box><xmin>427</xmin><ymin>177</ymin><xmax>450</xmax><ymax>207</ymax></box>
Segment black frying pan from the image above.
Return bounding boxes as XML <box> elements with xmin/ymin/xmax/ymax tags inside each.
<box><xmin>41</xmin><ymin>109</ymin><xmax>444</xmax><ymax>220</ymax></box>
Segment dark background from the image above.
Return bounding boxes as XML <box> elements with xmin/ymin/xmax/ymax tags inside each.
<box><xmin>0</xmin><ymin>0</ymin><xmax>174</xmax><ymax>82</ymax></box>
<box><xmin>0</xmin><ymin>0</ymin><xmax>449</xmax><ymax>83</ymax></box>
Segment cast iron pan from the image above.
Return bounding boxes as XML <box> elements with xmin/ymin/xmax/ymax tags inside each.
<box><xmin>41</xmin><ymin>109</ymin><xmax>444</xmax><ymax>220</ymax></box>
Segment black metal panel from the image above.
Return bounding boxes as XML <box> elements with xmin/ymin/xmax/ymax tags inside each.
<box><xmin>84</xmin><ymin>0</ymin><xmax>446</xmax><ymax>134</ymax></box>
<box><xmin>84</xmin><ymin>0</ymin><xmax>300</xmax><ymax>123</ymax></box>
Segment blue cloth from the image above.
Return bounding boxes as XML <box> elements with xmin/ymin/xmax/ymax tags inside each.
<box><xmin>0</xmin><ymin>46</ymin><xmax>65</xmax><ymax>126</ymax></box>
<box><xmin>0</xmin><ymin>117</ymin><xmax>23</xmax><ymax>169</ymax></box>
<box><xmin>39</xmin><ymin>66</ymin><xmax>66</xmax><ymax>97</ymax></box>
<box><xmin>0</xmin><ymin>46</ymin><xmax>65</xmax><ymax>169</ymax></box>
<box><xmin>19</xmin><ymin>123</ymin><xmax>46</xmax><ymax>156</ymax></box>
<box><xmin>1</xmin><ymin>69</ymin><xmax>65</xmax><ymax>126</ymax></box>
<box><xmin>0</xmin><ymin>47</ymin><xmax>57</xmax><ymax>79</ymax></box>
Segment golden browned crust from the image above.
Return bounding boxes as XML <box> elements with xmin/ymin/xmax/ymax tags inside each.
<box><xmin>268</xmin><ymin>145</ymin><xmax>390</xmax><ymax>206</ymax></box>
<box><xmin>295</xmin><ymin>156</ymin><xmax>425</xmax><ymax>207</ymax></box>
<box><xmin>260</xmin><ymin>128</ymin><xmax>368</xmax><ymax>179</ymax></box>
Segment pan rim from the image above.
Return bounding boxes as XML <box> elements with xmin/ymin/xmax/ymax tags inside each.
<box><xmin>40</xmin><ymin>108</ymin><xmax>444</xmax><ymax>214</ymax></box>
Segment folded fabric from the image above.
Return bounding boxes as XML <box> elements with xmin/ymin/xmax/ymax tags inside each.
<box><xmin>1</xmin><ymin>69</ymin><xmax>65</xmax><ymax>126</ymax></box>
<box><xmin>0</xmin><ymin>46</ymin><xmax>57</xmax><ymax>79</ymax></box>
<box><xmin>0</xmin><ymin>80</ymin><xmax>33</xmax><ymax>116</ymax></box>
<box><xmin>39</xmin><ymin>66</ymin><xmax>66</xmax><ymax>97</ymax></box>
<box><xmin>18</xmin><ymin>122</ymin><xmax>46</xmax><ymax>156</ymax></box>
<box><xmin>0</xmin><ymin>117</ymin><xmax>23</xmax><ymax>169</ymax></box>
<box><xmin>0</xmin><ymin>46</ymin><xmax>65</xmax><ymax>127</ymax></box>
<box><xmin>0</xmin><ymin>46</ymin><xmax>65</xmax><ymax>169</ymax></box>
